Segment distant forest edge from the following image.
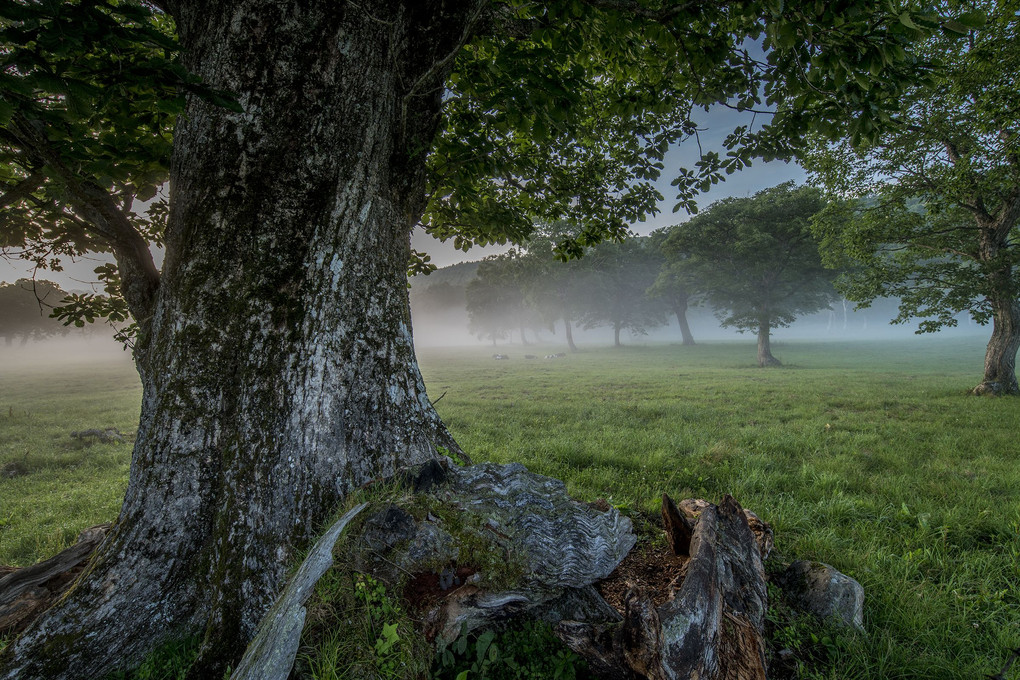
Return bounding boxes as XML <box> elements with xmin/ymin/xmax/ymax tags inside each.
<box><xmin>0</xmin><ymin>257</ymin><xmax>981</xmax><ymax>351</ymax></box>
<box><xmin>408</xmin><ymin>247</ymin><xmax>979</xmax><ymax>349</ymax></box>
<box><xmin>0</xmin><ymin>279</ymin><xmax>78</xmax><ymax>346</ymax></box>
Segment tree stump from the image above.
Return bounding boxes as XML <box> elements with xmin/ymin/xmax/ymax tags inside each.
<box><xmin>556</xmin><ymin>494</ymin><xmax>770</xmax><ymax>680</ymax></box>
<box><xmin>2</xmin><ymin>461</ymin><xmax>775</xmax><ymax>680</ymax></box>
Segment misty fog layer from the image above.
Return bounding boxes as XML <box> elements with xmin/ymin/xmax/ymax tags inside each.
<box><xmin>408</xmin><ymin>262</ymin><xmax>986</xmax><ymax>349</ymax></box>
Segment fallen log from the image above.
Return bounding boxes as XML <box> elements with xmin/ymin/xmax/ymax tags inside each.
<box><xmin>0</xmin><ymin>524</ymin><xmax>110</xmax><ymax>635</ymax></box>
<box><xmin>230</xmin><ymin>503</ymin><xmax>368</xmax><ymax>680</ymax></box>
<box><xmin>557</xmin><ymin>495</ymin><xmax>768</xmax><ymax>680</ymax></box>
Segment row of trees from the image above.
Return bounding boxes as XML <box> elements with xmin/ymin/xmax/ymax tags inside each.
<box><xmin>458</xmin><ymin>183</ymin><xmax>838</xmax><ymax>366</ymax></box>
<box><xmin>463</xmin><ymin>235</ymin><xmax>664</xmax><ymax>350</ymax></box>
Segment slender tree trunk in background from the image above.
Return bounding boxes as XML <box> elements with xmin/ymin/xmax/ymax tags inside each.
<box><xmin>520</xmin><ymin>322</ymin><xmax>530</xmax><ymax>345</ymax></box>
<box><xmin>673</xmin><ymin>300</ymin><xmax>695</xmax><ymax>346</ymax></box>
<box><xmin>757</xmin><ymin>317</ymin><xmax>781</xmax><ymax>367</ymax></box>
<box><xmin>564</xmin><ymin>315</ymin><xmax>578</xmax><ymax>352</ymax></box>
<box><xmin>0</xmin><ymin>3</ymin><xmax>481</xmax><ymax>679</ymax></box>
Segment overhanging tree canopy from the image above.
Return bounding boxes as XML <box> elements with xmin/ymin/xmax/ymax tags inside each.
<box><xmin>807</xmin><ymin>0</ymin><xmax>1020</xmax><ymax>395</ymax></box>
<box><xmin>0</xmin><ymin>2</ymin><xmax>942</xmax><ymax>678</ymax></box>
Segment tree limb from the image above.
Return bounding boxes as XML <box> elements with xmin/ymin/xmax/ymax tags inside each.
<box><xmin>578</xmin><ymin>0</ymin><xmax>699</xmax><ymax>22</ymax></box>
<box><xmin>0</xmin><ymin>173</ymin><xmax>44</xmax><ymax>211</ymax></box>
<box><xmin>8</xmin><ymin>114</ymin><xmax>160</xmax><ymax>329</ymax></box>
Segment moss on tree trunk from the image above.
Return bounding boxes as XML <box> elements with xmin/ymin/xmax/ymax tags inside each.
<box><xmin>0</xmin><ymin>3</ymin><xmax>483</xmax><ymax>679</ymax></box>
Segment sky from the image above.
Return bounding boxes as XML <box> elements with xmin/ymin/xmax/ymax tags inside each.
<box><xmin>412</xmin><ymin>104</ymin><xmax>808</xmax><ymax>267</ymax></box>
<box><xmin>1</xmin><ymin>105</ymin><xmax>807</xmax><ymax>286</ymax></box>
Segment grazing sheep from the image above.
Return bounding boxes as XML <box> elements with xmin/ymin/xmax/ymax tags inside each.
<box><xmin>492</xmin><ymin>353</ymin><xmax>509</xmax><ymax>360</ymax></box>
<box><xmin>524</xmin><ymin>354</ymin><xmax>537</xmax><ymax>359</ymax></box>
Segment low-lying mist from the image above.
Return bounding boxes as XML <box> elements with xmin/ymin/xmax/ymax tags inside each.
<box><xmin>0</xmin><ymin>306</ymin><xmax>990</xmax><ymax>372</ymax></box>
<box><xmin>409</xmin><ymin>303</ymin><xmax>989</xmax><ymax>349</ymax></box>
<box><xmin>0</xmin><ymin>334</ymin><xmax>135</xmax><ymax>373</ymax></box>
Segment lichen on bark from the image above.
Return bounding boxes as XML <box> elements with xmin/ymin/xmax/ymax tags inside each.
<box><xmin>0</xmin><ymin>3</ymin><xmax>487</xmax><ymax>679</ymax></box>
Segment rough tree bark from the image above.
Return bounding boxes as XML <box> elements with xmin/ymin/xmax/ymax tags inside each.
<box><xmin>0</xmin><ymin>525</ymin><xmax>110</xmax><ymax>636</ymax></box>
<box><xmin>0</xmin><ymin>2</ymin><xmax>483</xmax><ymax>679</ymax></box>
<box><xmin>973</xmin><ymin>218</ymin><xmax>1020</xmax><ymax>395</ymax></box>
<box><xmin>756</xmin><ymin>317</ymin><xmax>781</xmax><ymax>367</ymax></box>
<box><xmin>976</xmin><ymin>293</ymin><xmax>1020</xmax><ymax>395</ymax></box>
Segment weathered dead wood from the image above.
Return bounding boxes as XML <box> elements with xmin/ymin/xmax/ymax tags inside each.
<box><xmin>556</xmin><ymin>495</ymin><xmax>768</xmax><ymax>680</ymax></box>
<box><xmin>229</xmin><ymin>503</ymin><xmax>368</xmax><ymax>680</ymax></box>
<box><xmin>69</xmin><ymin>428</ymin><xmax>125</xmax><ymax>444</ymax></box>
<box><xmin>660</xmin><ymin>493</ymin><xmax>694</xmax><ymax>557</ymax></box>
<box><xmin>0</xmin><ymin>524</ymin><xmax>110</xmax><ymax>635</ymax></box>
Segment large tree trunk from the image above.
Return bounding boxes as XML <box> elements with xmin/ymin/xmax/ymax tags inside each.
<box><xmin>756</xmin><ymin>318</ymin><xmax>781</xmax><ymax>367</ymax></box>
<box><xmin>564</xmin><ymin>314</ymin><xmax>578</xmax><ymax>352</ymax></box>
<box><xmin>0</xmin><ymin>3</ymin><xmax>481</xmax><ymax>679</ymax></box>
<box><xmin>614</xmin><ymin>324</ymin><xmax>622</xmax><ymax>347</ymax></box>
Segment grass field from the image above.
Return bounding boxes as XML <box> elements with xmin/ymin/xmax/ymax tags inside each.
<box><xmin>1</xmin><ymin>336</ymin><xmax>1018</xmax><ymax>678</ymax></box>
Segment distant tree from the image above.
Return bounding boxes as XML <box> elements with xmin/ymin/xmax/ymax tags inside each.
<box><xmin>0</xmin><ymin>279</ymin><xmax>70</xmax><ymax>345</ymax></box>
<box><xmin>465</xmin><ymin>251</ymin><xmax>545</xmax><ymax>346</ymax></box>
<box><xmin>579</xmin><ymin>237</ymin><xmax>666</xmax><ymax>347</ymax></box>
<box><xmin>665</xmin><ymin>183</ymin><xmax>836</xmax><ymax>366</ymax></box>
<box><xmin>648</xmin><ymin>228</ymin><xmax>701</xmax><ymax>345</ymax></box>
<box><xmin>516</xmin><ymin>222</ymin><xmax>591</xmax><ymax>352</ymax></box>
<box><xmin>807</xmin><ymin>2</ymin><xmax>1020</xmax><ymax>395</ymax></box>
<box><xmin>413</xmin><ymin>281</ymin><xmax>466</xmax><ymax>314</ymax></box>
<box><xmin>465</xmin><ymin>275</ymin><xmax>511</xmax><ymax>346</ymax></box>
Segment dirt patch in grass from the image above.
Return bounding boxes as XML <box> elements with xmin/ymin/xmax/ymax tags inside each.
<box><xmin>596</xmin><ymin>543</ymin><xmax>688</xmax><ymax>612</ymax></box>
<box><xmin>0</xmin><ymin>461</ymin><xmax>29</xmax><ymax>478</ymax></box>
<box><xmin>403</xmin><ymin>565</ymin><xmax>479</xmax><ymax>612</ymax></box>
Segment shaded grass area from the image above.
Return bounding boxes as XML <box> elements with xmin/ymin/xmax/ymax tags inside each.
<box><xmin>422</xmin><ymin>337</ymin><xmax>1020</xmax><ymax>679</ymax></box>
<box><xmin>1</xmin><ymin>337</ymin><xmax>1018</xmax><ymax>678</ymax></box>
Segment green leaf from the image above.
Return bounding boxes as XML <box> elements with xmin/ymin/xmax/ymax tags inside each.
<box><xmin>941</xmin><ymin>20</ymin><xmax>971</xmax><ymax>35</ymax></box>
<box><xmin>0</xmin><ymin>97</ymin><xmax>13</xmax><ymax>126</ymax></box>
<box><xmin>898</xmin><ymin>12</ymin><xmax>918</xmax><ymax>30</ymax></box>
<box><xmin>954</xmin><ymin>11</ymin><xmax>986</xmax><ymax>29</ymax></box>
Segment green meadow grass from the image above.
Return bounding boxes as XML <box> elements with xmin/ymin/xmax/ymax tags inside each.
<box><xmin>0</xmin><ymin>347</ymin><xmax>139</xmax><ymax>566</ymax></box>
<box><xmin>422</xmin><ymin>337</ymin><xmax>1020</xmax><ymax>679</ymax></box>
<box><xmin>1</xmin><ymin>336</ymin><xmax>1018</xmax><ymax>679</ymax></box>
